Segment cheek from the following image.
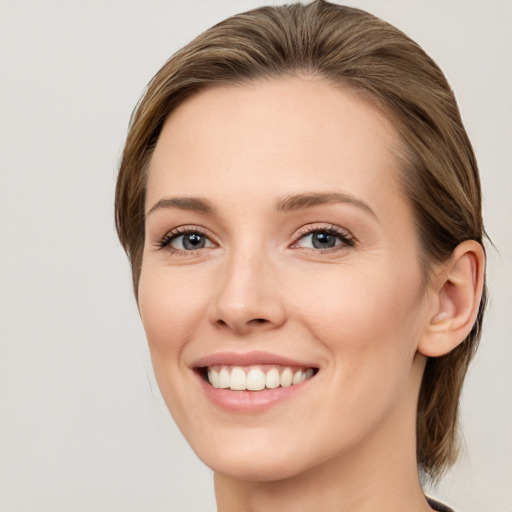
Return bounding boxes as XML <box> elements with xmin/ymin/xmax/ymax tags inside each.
<box><xmin>138</xmin><ymin>264</ymin><xmax>206</xmax><ymax>361</ymax></box>
<box><xmin>284</xmin><ymin>262</ymin><xmax>427</xmax><ymax>446</ymax></box>
<box><xmin>137</xmin><ymin>264</ymin><xmax>212</xmax><ymax>425</ymax></box>
<box><xmin>290</xmin><ymin>259</ymin><xmax>426</xmax><ymax>371</ymax></box>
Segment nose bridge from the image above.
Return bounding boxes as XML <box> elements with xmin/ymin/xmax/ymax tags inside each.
<box><xmin>209</xmin><ymin>240</ymin><xmax>285</xmax><ymax>332</ymax></box>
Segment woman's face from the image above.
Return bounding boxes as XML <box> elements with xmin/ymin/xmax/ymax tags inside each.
<box><xmin>139</xmin><ymin>77</ymin><xmax>433</xmax><ymax>481</ymax></box>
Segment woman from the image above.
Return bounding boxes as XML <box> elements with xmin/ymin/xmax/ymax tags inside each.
<box><xmin>115</xmin><ymin>1</ymin><xmax>486</xmax><ymax>510</ymax></box>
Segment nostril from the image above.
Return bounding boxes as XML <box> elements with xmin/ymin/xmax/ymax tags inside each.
<box><xmin>214</xmin><ymin>317</ymin><xmax>268</xmax><ymax>330</ymax></box>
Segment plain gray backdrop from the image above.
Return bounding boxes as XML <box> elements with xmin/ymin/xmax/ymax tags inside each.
<box><xmin>1</xmin><ymin>1</ymin><xmax>511</xmax><ymax>511</ymax></box>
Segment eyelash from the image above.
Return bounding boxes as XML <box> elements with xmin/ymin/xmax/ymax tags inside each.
<box><xmin>291</xmin><ymin>224</ymin><xmax>355</xmax><ymax>252</ymax></box>
<box><xmin>155</xmin><ymin>226</ymin><xmax>214</xmax><ymax>254</ymax></box>
<box><xmin>155</xmin><ymin>224</ymin><xmax>355</xmax><ymax>255</ymax></box>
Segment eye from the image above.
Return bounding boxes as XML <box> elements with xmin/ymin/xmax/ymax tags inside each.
<box><xmin>292</xmin><ymin>226</ymin><xmax>354</xmax><ymax>251</ymax></box>
<box><xmin>158</xmin><ymin>228</ymin><xmax>216</xmax><ymax>252</ymax></box>
<box><xmin>171</xmin><ymin>232</ymin><xmax>213</xmax><ymax>250</ymax></box>
<box><xmin>299</xmin><ymin>231</ymin><xmax>339</xmax><ymax>249</ymax></box>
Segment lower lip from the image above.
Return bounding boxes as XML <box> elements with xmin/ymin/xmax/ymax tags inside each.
<box><xmin>195</xmin><ymin>371</ymin><xmax>314</xmax><ymax>413</ymax></box>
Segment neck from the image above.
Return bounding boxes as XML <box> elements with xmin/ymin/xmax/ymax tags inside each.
<box><xmin>214</xmin><ymin>355</ymin><xmax>433</xmax><ymax>512</ymax></box>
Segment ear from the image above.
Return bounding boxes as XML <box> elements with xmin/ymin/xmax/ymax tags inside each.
<box><xmin>418</xmin><ymin>240</ymin><xmax>485</xmax><ymax>357</ymax></box>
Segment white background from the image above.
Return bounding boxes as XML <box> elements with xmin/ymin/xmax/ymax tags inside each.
<box><xmin>0</xmin><ymin>1</ymin><xmax>510</xmax><ymax>511</ymax></box>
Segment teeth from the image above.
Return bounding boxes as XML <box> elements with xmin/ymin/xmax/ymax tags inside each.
<box><xmin>246</xmin><ymin>368</ymin><xmax>265</xmax><ymax>391</ymax></box>
<box><xmin>206</xmin><ymin>365</ymin><xmax>316</xmax><ymax>390</ymax></box>
<box><xmin>208</xmin><ymin>368</ymin><xmax>219</xmax><ymax>388</ymax></box>
<box><xmin>218</xmin><ymin>367</ymin><xmax>230</xmax><ymax>388</ymax></box>
<box><xmin>280</xmin><ymin>367</ymin><xmax>293</xmax><ymax>387</ymax></box>
<box><xmin>292</xmin><ymin>370</ymin><xmax>304</xmax><ymax>385</ymax></box>
<box><xmin>230</xmin><ymin>367</ymin><xmax>246</xmax><ymax>390</ymax></box>
<box><xmin>265</xmin><ymin>368</ymin><xmax>280</xmax><ymax>389</ymax></box>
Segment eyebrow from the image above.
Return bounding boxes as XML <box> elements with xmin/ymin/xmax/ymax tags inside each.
<box><xmin>146</xmin><ymin>197</ymin><xmax>215</xmax><ymax>217</ymax></box>
<box><xmin>146</xmin><ymin>191</ymin><xmax>377</xmax><ymax>219</ymax></box>
<box><xmin>274</xmin><ymin>192</ymin><xmax>377</xmax><ymax>219</ymax></box>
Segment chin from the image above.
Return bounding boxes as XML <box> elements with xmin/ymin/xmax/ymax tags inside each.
<box><xmin>178</xmin><ymin>424</ymin><xmax>297</xmax><ymax>480</ymax></box>
<box><xmin>186</xmin><ymin>425</ymin><xmax>331</xmax><ymax>483</ymax></box>
<box><xmin>202</xmin><ymin>450</ymin><xmax>306</xmax><ymax>482</ymax></box>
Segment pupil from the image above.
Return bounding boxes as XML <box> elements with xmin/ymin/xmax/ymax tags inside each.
<box><xmin>312</xmin><ymin>232</ymin><xmax>335</xmax><ymax>249</ymax></box>
<box><xmin>183</xmin><ymin>233</ymin><xmax>205</xmax><ymax>250</ymax></box>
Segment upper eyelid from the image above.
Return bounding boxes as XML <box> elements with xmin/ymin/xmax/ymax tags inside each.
<box><xmin>162</xmin><ymin>225</ymin><xmax>214</xmax><ymax>238</ymax></box>
<box><xmin>293</xmin><ymin>223</ymin><xmax>354</xmax><ymax>240</ymax></box>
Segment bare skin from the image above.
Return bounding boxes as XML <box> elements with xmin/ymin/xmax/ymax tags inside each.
<box><xmin>214</xmin><ymin>353</ymin><xmax>429</xmax><ymax>512</ymax></box>
<box><xmin>139</xmin><ymin>76</ymin><xmax>484</xmax><ymax>512</ymax></box>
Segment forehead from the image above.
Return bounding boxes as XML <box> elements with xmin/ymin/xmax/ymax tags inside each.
<box><xmin>146</xmin><ymin>76</ymin><xmax>406</xmax><ymax>218</ymax></box>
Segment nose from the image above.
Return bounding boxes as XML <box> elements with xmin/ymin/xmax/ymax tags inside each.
<box><xmin>207</xmin><ymin>250</ymin><xmax>287</xmax><ymax>335</ymax></box>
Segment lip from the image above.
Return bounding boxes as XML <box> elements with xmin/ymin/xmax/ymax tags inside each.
<box><xmin>192</xmin><ymin>350</ymin><xmax>318</xmax><ymax>369</ymax></box>
<box><xmin>191</xmin><ymin>351</ymin><xmax>319</xmax><ymax>413</ymax></box>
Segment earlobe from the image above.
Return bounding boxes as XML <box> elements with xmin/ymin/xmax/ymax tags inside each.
<box><xmin>418</xmin><ymin>240</ymin><xmax>485</xmax><ymax>358</ymax></box>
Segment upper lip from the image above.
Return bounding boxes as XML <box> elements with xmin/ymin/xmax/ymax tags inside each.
<box><xmin>192</xmin><ymin>351</ymin><xmax>318</xmax><ymax>369</ymax></box>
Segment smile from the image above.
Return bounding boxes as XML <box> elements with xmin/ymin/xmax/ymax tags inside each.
<box><xmin>206</xmin><ymin>365</ymin><xmax>316</xmax><ymax>391</ymax></box>
<box><xmin>192</xmin><ymin>352</ymin><xmax>320</xmax><ymax>412</ymax></box>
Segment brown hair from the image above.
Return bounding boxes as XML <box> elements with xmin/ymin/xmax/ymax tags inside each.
<box><xmin>115</xmin><ymin>0</ymin><xmax>486</xmax><ymax>480</ymax></box>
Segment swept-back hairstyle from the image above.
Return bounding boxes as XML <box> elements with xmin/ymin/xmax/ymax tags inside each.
<box><xmin>115</xmin><ymin>0</ymin><xmax>486</xmax><ymax>479</ymax></box>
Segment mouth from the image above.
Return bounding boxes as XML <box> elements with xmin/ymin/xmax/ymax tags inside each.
<box><xmin>192</xmin><ymin>351</ymin><xmax>320</xmax><ymax>412</ymax></box>
<box><xmin>199</xmin><ymin>364</ymin><xmax>318</xmax><ymax>391</ymax></box>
